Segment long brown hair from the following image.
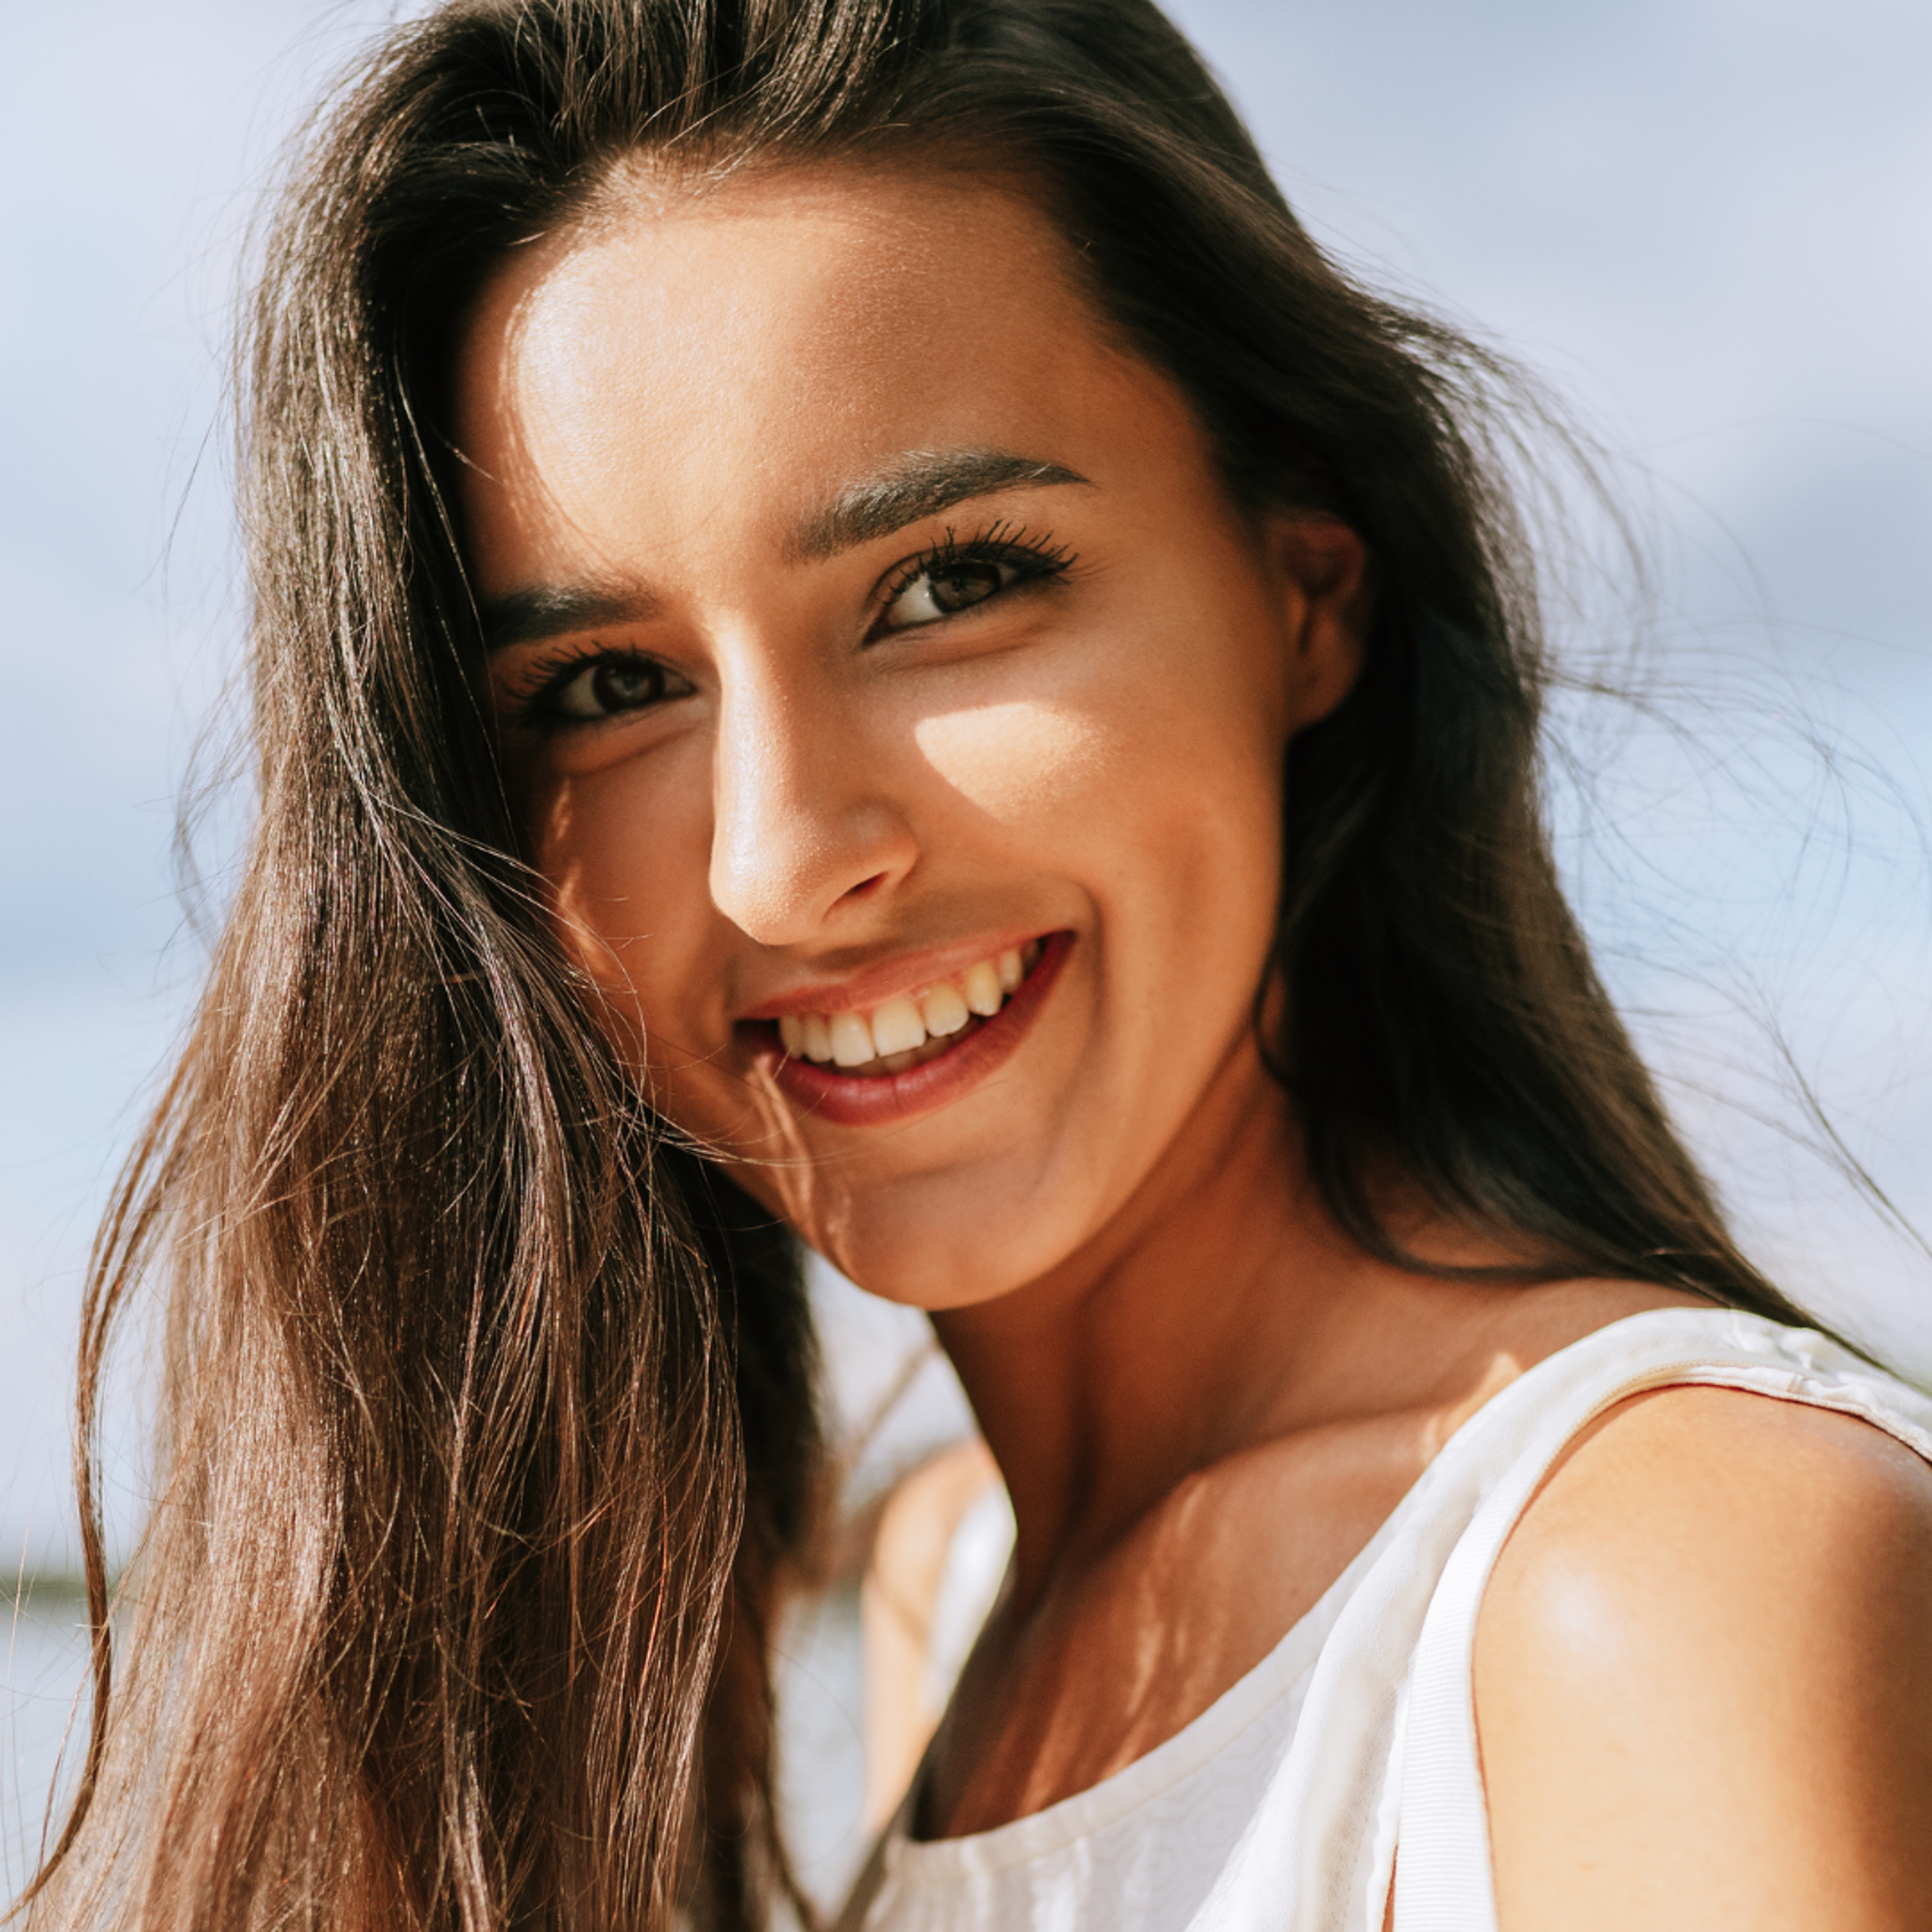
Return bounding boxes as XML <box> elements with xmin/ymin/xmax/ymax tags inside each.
<box><xmin>26</xmin><ymin>0</ymin><xmax>1811</xmax><ymax>1927</ymax></box>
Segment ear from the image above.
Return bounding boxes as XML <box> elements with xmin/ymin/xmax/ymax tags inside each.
<box><xmin>1264</xmin><ymin>511</ymin><xmax>1372</xmax><ymax>733</ymax></box>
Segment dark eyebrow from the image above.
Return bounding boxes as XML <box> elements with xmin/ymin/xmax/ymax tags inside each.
<box><xmin>787</xmin><ymin>447</ymin><xmax>1091</xmax><ymax>562</ymax></box>
<box><xmin>478</xmin><ymin>584</ymin><xmax>661</xmax><ymax>655</ymax></box>
<box><xmin>480</xmin><ymin>449</ymin><xmax>1088</xmax><ymax>650</ymax></box>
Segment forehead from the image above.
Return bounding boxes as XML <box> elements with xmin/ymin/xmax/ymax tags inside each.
<box><xmin>453</xmin><ymin>162</ymin><xmax>1189</xmax><ymax>583</ymax></box>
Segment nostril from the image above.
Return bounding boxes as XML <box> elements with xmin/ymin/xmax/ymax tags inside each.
<box><xmin>840</xmin><ymin>871</ymin><xmax>891</xmax><ymax>903</ymax></box>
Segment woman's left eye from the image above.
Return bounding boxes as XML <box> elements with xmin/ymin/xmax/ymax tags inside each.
<box><xmin>878</xmin><ymin>541</ymin><xmax>1068</xmax><ymax>634</ymax></box>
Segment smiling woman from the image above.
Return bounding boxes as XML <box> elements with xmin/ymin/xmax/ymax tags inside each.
<box><xmin>460</xmin><ymin>164</ymin><xmax>1338</xmax><ymax>1289</ymax></box>
<box><xmin>20</xmin><ymin>3</ymin><xmax>1932</xmax><ymax>1931</ymax></box>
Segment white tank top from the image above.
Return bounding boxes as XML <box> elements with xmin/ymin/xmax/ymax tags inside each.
<box><xmin>834</xmin><ymin>1308</ymin><xmax>1932</xmax><ymax>1932</ymax></box>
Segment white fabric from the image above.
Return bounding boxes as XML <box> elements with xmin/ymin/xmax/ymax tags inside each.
<box><xmin>834</xmin><ymin>1308</ymin><xmax>1932</xmax><ymax>1932</ymax></box>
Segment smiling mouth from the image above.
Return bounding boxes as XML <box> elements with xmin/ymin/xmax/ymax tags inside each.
<box><xmin>744</xmin><ymin>937</ymin><xmax>1045</xmax><ymax>1078</ymax></box>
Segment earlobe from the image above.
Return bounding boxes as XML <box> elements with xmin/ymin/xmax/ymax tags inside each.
<box><xmin>1266</xmin><ymin>512</ymin><xmax>1372</xmax><ymax>733</ymax></box>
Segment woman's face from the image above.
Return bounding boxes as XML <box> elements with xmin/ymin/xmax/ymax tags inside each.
<box><xmin>458</xmin><ymin>163</ymin><xmax>1362</xmax><ymax>1309</ymax></box>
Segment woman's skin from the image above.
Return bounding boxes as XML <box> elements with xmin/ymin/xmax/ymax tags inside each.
<box><xmin>460</xmin><ymin>161</ymin><xmax>1932</xmax><ymax>1927</ymax></box>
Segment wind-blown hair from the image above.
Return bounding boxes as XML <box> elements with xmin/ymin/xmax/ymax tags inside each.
<box><xmin>26</xmin><ymin>0</ymin><xmax>1808</xmax><ymax>1927</ymax></box>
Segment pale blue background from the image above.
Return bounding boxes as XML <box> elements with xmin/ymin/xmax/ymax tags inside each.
<box><xmin>3</xmin><ymin>5</ymin><xmax>1929</xmax><ymax>1853</ymax></box>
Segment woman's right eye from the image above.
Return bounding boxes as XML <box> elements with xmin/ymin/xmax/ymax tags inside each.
<box><xmin>544</xmin><ymin>654</ymin><xmax>684</xmax><ymax>722</ymax></box>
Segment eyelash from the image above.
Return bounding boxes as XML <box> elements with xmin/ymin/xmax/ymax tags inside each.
<box><xmin>873</xmin><ymin>521</ymin><xmax>1077</xmax><ymax>629</ymax></box>
<box><xmin>503</xmin><ymin>645</ymin><xmax>684</xmax><ymax>730</ymax></box>
<box><xmin>501</xmin><ymin>521</ymin><xmax>1078</xmax><ymax>729</ymax></box>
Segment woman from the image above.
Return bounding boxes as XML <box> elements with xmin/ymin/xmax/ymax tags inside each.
<box><xmin>27</xmin><ymin>0</ymin><xmax>1932</xmax><ymax>1927</ymax></box>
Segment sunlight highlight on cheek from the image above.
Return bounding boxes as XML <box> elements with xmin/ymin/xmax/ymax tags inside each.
<box><xmin>913</xmin><ymin>700</ymin><xmax>1116</xmax><ymax>822</ymax></box>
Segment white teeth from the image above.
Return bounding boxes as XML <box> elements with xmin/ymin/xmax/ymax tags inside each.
<box><xmin>869</xmin><ymin>995</ymin><xmax>927</xmax><ymax>1057</ymax></box>
<box><xmin>774</xmin><ymin>942</ymin><xmax>1044</xmax><ymax>1072</ymax></box>
<box><xmin>829</xmin><ymin>1011</ymin><xmax>877</xmax><ymax>1067</ymax></box>
<box><xmin>917</xmin><ymin>981</ymin><xmax>970</xmax><ymax>1037</ymax></box>
<box><xmin>961</xmin><ymin>958</ymin><xmax>1004</xmax><ymax>1017</ymax></box>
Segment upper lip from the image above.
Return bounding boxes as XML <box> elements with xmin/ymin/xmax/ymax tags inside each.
<box><xmin>735</xmin><ymin>930</ymin><xmax>1054</xmax><ymax>1023</ymax></box>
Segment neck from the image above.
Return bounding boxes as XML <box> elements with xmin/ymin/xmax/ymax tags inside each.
<box><xmin>929</xmin><ymin>1037</ymin><xmax>1379</xmax><ymax>1605</ymax></box>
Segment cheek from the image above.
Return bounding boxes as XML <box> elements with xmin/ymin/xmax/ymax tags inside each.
<box><xmin>912</xmin><ymin>698</ymin><xmax>1116</xmax><ymax>822</ymax></box>
<box><xmin>912</xmin><ymin>638</ymin><xmax>1284</xmax><ymax>914</ymax></box>
<box><xmin>521</xmin><ymin>756</ymin><xmax>714</xmax><ymax>1002</ymax></box>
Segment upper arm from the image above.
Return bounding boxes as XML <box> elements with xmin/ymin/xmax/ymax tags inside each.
<box><xmin>1474</xmin><ymin>1384</ymin><xmax>1932</xmax><ymax>1932</ymax></box>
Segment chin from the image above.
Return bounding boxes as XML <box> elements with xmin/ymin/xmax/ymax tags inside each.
<box><xmin>803</xmin><ymin>1194</ymin><xmax>1057</xmax><ymax>1312</ymax></box>
<box><xmin>812</xmin><ymin>1230</ymin><xmax>1012</xmax><ymax>1312</ymax></box>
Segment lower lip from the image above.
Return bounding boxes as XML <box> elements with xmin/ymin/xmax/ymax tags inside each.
<box><xmin>747</xmin><ymin>931</ymin><xmax>1072</xmax><ymax>1128</ymax></box>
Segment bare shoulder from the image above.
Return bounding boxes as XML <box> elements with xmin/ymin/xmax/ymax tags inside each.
<box><xmin>1476</xmin><ymin>1381</ymin><xmax>1932</xmax><ymax>1932</ymax></box>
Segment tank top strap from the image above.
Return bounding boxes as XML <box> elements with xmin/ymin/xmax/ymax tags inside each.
<box><xmin>1389</xmin><ymin>1309</ymin><xmax>1932</xmax><ymax>1932</ymax></box>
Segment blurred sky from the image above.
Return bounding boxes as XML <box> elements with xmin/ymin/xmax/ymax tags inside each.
<box><xmin>3</xmin><ymin>0</ymin><xmax>1930</xmax><ymax>1575</ymax></box>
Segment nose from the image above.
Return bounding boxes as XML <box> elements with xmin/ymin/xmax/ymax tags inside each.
<box><xmin>707</xmin><ymin>653</ymin><xmax>919</xmax><ymax>948</ymax></box>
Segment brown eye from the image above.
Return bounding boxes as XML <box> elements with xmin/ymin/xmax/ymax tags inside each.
<box><xmin>883</xmin><ymin>556</ymin><xmax>1019</xmax><ymax>630</ymax></box>
<box><xmin>874</xmin><ymin>531</ymin><xmax>1076</xmax><ymax>637</ymax></box>
<box><xmin>552</xmin><ymin>654</ymin><xmax>674</xmax><ymax>721</ymax></box>
<box><xmin>929</xmin><ymin>560</ymin><xmax>1004</xmax><ymax>612</ymax></box>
